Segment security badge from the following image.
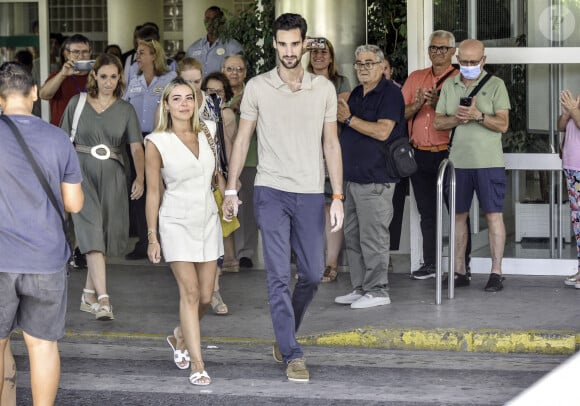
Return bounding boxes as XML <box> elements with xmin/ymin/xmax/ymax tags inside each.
<box><xmin>154</xmin><ymin>87</ymin><xmax>164</xmax><ymax>94</ymax></box>
<box><xmin>216</xmin><ymin>48</ymin><xmax>225</xmax><ymax>56</ymax></box>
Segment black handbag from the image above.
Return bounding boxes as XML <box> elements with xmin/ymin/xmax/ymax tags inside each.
<box><xmin>385</xmin><ymin>136</ymin><xmax>418</xmax><ymax>178</ymax></box>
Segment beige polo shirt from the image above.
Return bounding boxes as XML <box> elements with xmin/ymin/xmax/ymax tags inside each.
<box><xmin>240</xmin><ymin>67</ymin><xmax>337</xmax><ymax>193</ymax></box>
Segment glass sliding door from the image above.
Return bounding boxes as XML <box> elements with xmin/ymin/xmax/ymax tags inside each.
<box><xmin>408</xmin><ymin>0</ymin><xmax>580</xmax><ymax>275</ymax></box>
<box><xmin>0</xmin><ymin>0</ymin><xmax>49</xmax><ymax>119</ymax></box>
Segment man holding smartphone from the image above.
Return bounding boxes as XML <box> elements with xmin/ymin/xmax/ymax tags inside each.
<box><xmin>434</xmin><ymin>39</ymin><xmax>510</xmax><ymax>292</ymax></box>
<box><xmin>39</xmin><ymin>34</ymin><xmax>92</xmax><ymax>126</ymax></box>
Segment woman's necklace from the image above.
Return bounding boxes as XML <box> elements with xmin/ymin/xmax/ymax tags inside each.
<box><xmin>96</xmin><ymin>97</ymin><xmax>115</xmax><ymax>112</ymax></box>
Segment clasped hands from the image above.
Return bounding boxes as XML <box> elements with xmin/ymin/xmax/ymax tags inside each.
<box><xmin>413</xmin><ymin>86</ymin><xmax>439</xmax><ymax>111</ymax></box>
<box><xmin>560</xmin><ymin>90</ymin><xmax>580</xmax><ymax>113</ymax></box>
<box><xmin>222</xmin><ymin>195</ymin><xmax>242</xmax><ymax>222</ymax></box>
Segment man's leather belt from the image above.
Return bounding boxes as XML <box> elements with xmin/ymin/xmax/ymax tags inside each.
<box><xmin>412</xmin><ymin>143</ymin><xmax>449</xmax><ymax>152</ymax></box>
<box><xmin>75</xmin><ymin>144</ymin><xmax>124</xmax><ymax>166</ymax></box>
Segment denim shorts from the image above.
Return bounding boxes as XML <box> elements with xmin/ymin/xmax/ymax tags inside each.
<box><xmin>0</xmin><ymin>269</ymin><xmax>67</xmax><ymax>341</ymax></box>
<box><xmin>450</xmin><ymin>168</ymin><xmax>506</xmax><ymax>213</ymax></box>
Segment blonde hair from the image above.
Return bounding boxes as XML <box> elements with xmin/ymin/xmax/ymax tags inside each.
<box><xmin>155</xmin><ymin>77</ymin><xmax>200</xmax><ymax>133</ymax></box>
<box><xmin>137</xmin><ymin>39</ymin><xmax>170</xmax><ymax>76</ymax></box>
<box><xmin>177</xmin><ymin>57</ymin><xmax>203</xmax><ymax>76</ymax></box>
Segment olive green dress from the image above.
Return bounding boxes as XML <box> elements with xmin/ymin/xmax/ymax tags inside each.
<box><xmin>61</xmin><ymin>94</ymin><xmax>142</xmax><ymax>256</ymax></box>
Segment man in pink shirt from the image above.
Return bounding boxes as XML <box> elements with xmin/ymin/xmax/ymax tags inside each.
<box><xmin>402</xmin><ymin>30</ymin><xmax>471</xmax><ymax>281</ymax></box>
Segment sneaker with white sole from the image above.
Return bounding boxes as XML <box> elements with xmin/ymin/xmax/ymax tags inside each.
<box><xmin>286</xmin><ymin>358</ymin><xmax>309</xmax><ymax>382</ymax></box>
<box><xmin>350</xmin><ymin>293</ymin><xmax>391</xmax><ymax>309</ymax></box>
<box><xmin>334</xmin><ymin>290</ymin><xmax>363</xmax><ymax>305</ymax></box>
<box><xmin>564</xmin><ymin>271</ymin><xmax>580</xmax><ymax>286</ymax></box>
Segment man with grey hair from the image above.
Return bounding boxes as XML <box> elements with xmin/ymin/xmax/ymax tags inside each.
<box><xmin>334</xmin><ymin>44</ymin><xmax>406</xmax><ymax>308</ymax></box>
<box><xmin>402</xmin><ymin>30</ymin><xmax>474</xmax><ymax>281</ymax></box>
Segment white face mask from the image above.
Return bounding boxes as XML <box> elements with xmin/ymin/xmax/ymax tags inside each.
<box><xmin>460</xmin><ymin>64</ymin><xmax>481</xmax><ymax>80</ymax></box>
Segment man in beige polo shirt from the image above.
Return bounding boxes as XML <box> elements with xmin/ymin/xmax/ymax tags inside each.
<box><xmin>222</xmin><ymin>13</ymin><xmax>343</xmax><ymax>383</ymax></box>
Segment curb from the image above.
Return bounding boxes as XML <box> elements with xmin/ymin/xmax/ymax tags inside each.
<box><xmin>299</xmin><ymin>326</ymin><xmax>580</xmax><ymax>355</ymax></box>
<box><xmin>60</xmin><ymin>327</ymin><xmax>580</xmax><ymax>355</ymax></box>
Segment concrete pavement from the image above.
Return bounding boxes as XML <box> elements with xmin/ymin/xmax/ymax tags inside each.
<box><xmin>61</xmin><ymin>254</ymin><xmax>580</xmax><ymax>355</ymax></box>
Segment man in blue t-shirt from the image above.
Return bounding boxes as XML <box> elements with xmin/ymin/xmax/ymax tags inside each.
<box><xmin>335</xmin><ymin>44</ymin><xmax>407</xmax><ymax>309</ymax></box>
<box><xmin>0</xmin><ymin>62</ymin><xmax>83</xmax><ymax>405</ymax></box>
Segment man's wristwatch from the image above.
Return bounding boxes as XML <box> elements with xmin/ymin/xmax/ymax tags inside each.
<box><xmin>343</xmin><ymin>115</ymin><xmax>353</xmax><ymax>127</ymax></box>
<box><xmin>332</xmin><ymin>194</ymin><xmax>345</xmax><ymax>201</ymax></box>
<box><xmin>477</xmin><ymin>113</ymin><xmax>485</xmax><ymax>123</ymax></box>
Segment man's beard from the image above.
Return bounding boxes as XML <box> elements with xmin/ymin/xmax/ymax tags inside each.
<box><xmin>279</xmin><ymin>56</ymin><xmax>301</xmax><ymax>69</ymax></box>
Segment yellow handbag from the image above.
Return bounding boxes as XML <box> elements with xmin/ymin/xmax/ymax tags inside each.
<box><xmin>201</xmin><ymin>122</ymin><xmax>240</xmax><ymax>238</ymax></box>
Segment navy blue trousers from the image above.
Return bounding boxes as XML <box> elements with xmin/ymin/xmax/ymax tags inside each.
<box><xmin>254</xmin><ymin>186</ymin><xmax>325</xmax><ymax>363</ymax></box>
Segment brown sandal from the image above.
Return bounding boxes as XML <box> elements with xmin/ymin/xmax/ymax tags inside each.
<box><xmin>321</xmin><ymin>266</ymin><xmax>338</xmax><ymax>283</ymax></box>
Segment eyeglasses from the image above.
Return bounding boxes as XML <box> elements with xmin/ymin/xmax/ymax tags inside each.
<box><xmin>67</xmin><ymin>49</ymin><xmax>91</xmax><ymax>56</ymax></box>
<box><xmin>353</xmin><ymin>61</ymin><xmax>382</xmax><ymax>70</ymax></box>
<box><xmin>224</xmin><ymin>66</ymin><xmax>245</xmax><ymax>73</ymax></box>
<box><xmin>206</xmin><ymin>88</ymin><xmax>225</xmax><ymax>95</ymax></box>
<box><xmin>428</xmin><ymin>45</ymin><xmax>453</xmax><ymax>54</ymax></box>
<box><xmin>457</xmin><ymin>57</ymin><xmax>484</xmax><ymax>66</ymax></box>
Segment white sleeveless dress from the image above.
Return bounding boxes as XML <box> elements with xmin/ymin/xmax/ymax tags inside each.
<box><xmin>145</xmin><ymin>121</ymin><xmax>223</xmax><ymax>262</ymax></box>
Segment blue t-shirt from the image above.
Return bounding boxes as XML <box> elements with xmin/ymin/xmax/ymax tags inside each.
<box><xmin>341</xmin><ymin>77</ymin><xmax>406</xmax><ymax>184</ymax></box>
<box><xmin>186</xmin><ymin>37</ymin><xmax>243</xmax><ymax>79</ymax></box>
<box><xmin>0</xmin><ymin>115</ymin><xmax>82</xmax><ymax>274</ymax></box>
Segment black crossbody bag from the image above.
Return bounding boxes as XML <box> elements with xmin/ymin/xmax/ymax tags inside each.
<box><xmin>0</xmin><ymin>115</ymin><xmax>67</xmax><ymax>236</ymax></box>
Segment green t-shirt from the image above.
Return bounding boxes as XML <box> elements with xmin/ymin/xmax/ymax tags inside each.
<box><xmin>436</xmin><ymin>72</ymin><xmax>511</xmax><ymax>169</ymax></box>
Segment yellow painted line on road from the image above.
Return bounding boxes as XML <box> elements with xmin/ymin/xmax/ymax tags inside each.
<box><xmin>300</xmin><ymin>327</ymin><xmax>578</xmax><ymax>355</ymax></box>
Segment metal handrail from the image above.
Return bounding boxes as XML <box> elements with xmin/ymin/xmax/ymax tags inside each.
<box><xmin>436</xmin><ymin>159</ymin><xmax>456</xmax><ymax>304</ymax></box>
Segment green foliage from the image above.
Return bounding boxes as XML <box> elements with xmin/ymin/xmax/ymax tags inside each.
<box><xmin>367</xmin><ymin>0</ymin><xmax>408</xmax><ymax>83</ymax></box>
<box><xmin>220</xmin><ymin>0</ymin><xmax>409</xmax><ymax>83</ymax></box>
<box><xmin>220</xmin><ymin>0</ymin><xmax>276</xmax><ymax>79</ymax></box>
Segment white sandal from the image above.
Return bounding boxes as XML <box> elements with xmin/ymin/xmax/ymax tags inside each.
<box><xmin>189</xmin><ymin>370</ymin><xmax>211</xmax><ymax>386</ymax></box>
<box><xmin>96</xmin><ymin>294</ymin><xmax>114</xmax><ymax>321</ymax></box>
<box><xmin>166</xmin><ymin>335</ymin><xmax>190</xmax><ymax>370</ymax></box>
<box><xmin>80</xmin><ymin>289</ymin><xmax>99</xmax><ymax>314</ymax></box>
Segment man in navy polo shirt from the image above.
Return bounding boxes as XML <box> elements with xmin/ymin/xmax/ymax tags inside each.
<box><xmin>335</xmin><ymin>44</ymin><xmax>406</xmax><ymax>309</ymax></box>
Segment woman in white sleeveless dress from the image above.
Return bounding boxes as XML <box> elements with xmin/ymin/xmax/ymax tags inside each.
<box><xmin>145</xmin><ymin>77</ymin><xmax>223</xmax><ymax>386</ymax></box>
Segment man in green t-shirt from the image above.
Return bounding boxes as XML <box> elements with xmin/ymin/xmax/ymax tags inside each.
<box><xmin>434</xmin><ymin>39</ymin><xmax>511</xmax><ymax>292</ymax></box>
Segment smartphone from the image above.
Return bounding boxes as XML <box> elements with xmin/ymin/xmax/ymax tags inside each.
<box><xmin>306</xmin><ymin>37</ymin><xmax>326</xmax><ymax>50</ymax></box>
<box><xmin>74</xmin><ymin>60</ymin><xmax>95</xmax><ymax>72</ymax></box>
<box><xmin>459</xmin><ymin>96</ymin><xmax>472</xmax><ymax>107</ymax></box>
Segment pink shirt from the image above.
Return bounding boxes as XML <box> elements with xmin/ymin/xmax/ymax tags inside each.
<box><xmin>401</xmin><ymin>65</ymin><xmax>458</xmax><ymax>147</ymax></box>
<box><xmin>563</xmin><ymin>118</ymin><xmax>580</xmax><ymax>170</ymax></box>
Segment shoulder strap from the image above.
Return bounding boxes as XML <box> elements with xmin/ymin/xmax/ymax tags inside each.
<box><xmin>435</xmin><ymin>67</ymin><xmax>457</xmax><ymax>90</ymax></box>
<box><xmin>70</xmin><ymin>92</ymin><xmax>87</xmax><ymax>143</ymax></box>
<box><xmin>200</xmin><ymin>121</ymin><xmax>219</xmax><ymax>186</ymax></box>
<box><xmin>468</xmin><ymin>73</ymin><xmax>493</xmax><ymax>98</ymax></box>
<box><xmin>0</xmin><ymin>115</ymin><xmax>67</xmax><ymax>236</ymax></box>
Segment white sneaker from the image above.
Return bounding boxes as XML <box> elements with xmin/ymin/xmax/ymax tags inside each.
<box><xmin>335</xmin><ymin>291</ymin><xmax>363</xmax><ymax>304</ymax></box>
<box><xmin>564</xmin><ymin>271</ymin><xmax>580</xmax><ymax>286</ymax></box>
<box><xmin>350</xmin><ymin>293</ymin><xmax>391</xmax><ymax>309</ymax></box>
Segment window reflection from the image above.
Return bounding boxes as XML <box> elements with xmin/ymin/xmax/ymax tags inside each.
<box><xmin>434</xmin><ymin>0</ymin><xmax>580</xmax><ymax>47</ymax></box>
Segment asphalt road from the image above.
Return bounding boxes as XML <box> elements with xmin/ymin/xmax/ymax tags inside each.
<box><xmin>11</xmin><ymin>336</ymin><xmax>569</xmax><ymax>405</ymax></box>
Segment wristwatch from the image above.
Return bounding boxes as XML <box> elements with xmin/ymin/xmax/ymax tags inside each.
<box><xmin>344</xmin><ymin>115</ymin><xmax>353</xmax><ymax>127</ymax></box>
<box><xmin>477</xmin><ymin>113</ymin><xmax>485</xmax><ymax>123</ymax></box>
<box><xmin>332</xmin><ymin>193</ymin><xmax>345</xmax><ymax>201</ymax></box>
